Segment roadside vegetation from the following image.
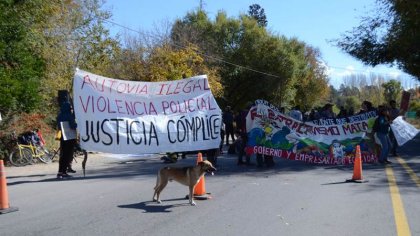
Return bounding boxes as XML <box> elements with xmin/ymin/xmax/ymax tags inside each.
<box><xmin>0</xmin><ymin>0</ymin><xmax>418</xmax><ymax>161</ymax></box>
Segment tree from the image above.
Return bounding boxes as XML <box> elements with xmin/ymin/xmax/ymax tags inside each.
<box><xmin>382</xmin><ymin>79</ymin><xmax>402</xmax><ymax>103</ymax></box>
<box><xmin>40</xmin><ymin>0</ymin><xmax>119</xmax><ymax>110</ymax></box>
<box><xmin>337</xmin><ymin>0</ymin><xmax>420</xmax><ymax>81</ymax></box>
<box><xmin>338</xmin><ymin>84</ymin><xmax>360</xmax><ymax>97</ymax></box>
<box><xmin>170</xmin><ymin>10</ymin><xmax>329</xmax><ymax>110</ymax></box>
<box><xmin>344</xmin><ymin>96</ymin><xmax>361</xmax><ymax>113</ymax></box>
<box><xmin>328</xmin><ymin>85</ymin><xmax>340</xmax><ymax>104</ymax></box>
<box><xmin>171</xmin><ymin>10</ymin><xmax>218</xmax><ymax>58</ymax></box>
<box><xmin>107</xmin><ymin>32</ymin><xmax>223</xmax><ymax>98</ymax></box>
<box><xmin>292</xmin><ymin>46</ymin><xmax>330</xmax><ymax>110</ymax></box>
<box><xmin>0</xmin><ymin>0</ymin><xmax>49</xmax><ymax>113</ymax></box>
<box><xmin>248</xmin><ymin>4</ymin><xmax>268</xmax><ymax>27</ymax></box>
<box><xmin>146</xmin><ymin>44</ymin><xmax>223</xmax><ymax>98</ymax></box>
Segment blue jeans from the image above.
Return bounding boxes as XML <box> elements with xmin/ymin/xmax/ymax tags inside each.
<box><xmin>376</xmin><ymin>133</ymin><xmax>391</xmax><ymax>162</ymax></box>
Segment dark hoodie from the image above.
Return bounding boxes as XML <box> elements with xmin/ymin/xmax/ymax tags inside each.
<box><xmin>57</xmin><ymin>102</ymin><xmax>77</xmax><ymax>130</ymax></box>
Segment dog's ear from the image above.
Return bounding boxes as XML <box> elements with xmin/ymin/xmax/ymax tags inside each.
<box><xmin>197</xmin><ymin>161</ymin><xmax>205</xmax><ymax>168</ymax></box>
<box><xmin>197</xmin><ymin>161</ymin><xmax>206</xmax><ymax>171</ymax></box>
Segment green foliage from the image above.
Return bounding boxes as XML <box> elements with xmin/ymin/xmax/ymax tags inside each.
<box><xmin>409</xmin><ymin>99</ymin><xmax>420</xmax><ymax>118</ymax></box>
<box><xmin>0</xmin><ymin>0</ymin><xmax>46</xmax><ymax>113</ymax></box>
<box><xmin>410</xmin><ymin>99</ymin><xmax>420</xmax><ymax>111</ymax></box>
<box><xmin>171</xmin><ymin>10</ymin><xmax>329</xmax><ymax>110</ymax></box>
<box><xmin>337</xmin><ymin>0</ymin><xmax>420</xmax><ymax>80</ymax></box>
<box><xmin>40</xmin><ymin>0</ymin><xmax>119</xmax><ymax>111</ymax></box>
<box><xmin>335</xmin><ymin>95</ymin><xmax>360</xmax><ymax>112</ymax></box>
<box><xmin>248</xmin><ymin>4</ymin><xmax>268</xmax><ymax>27</ymax></box>
<box><xmin>382</xmin><ymin>79</ymin><xmax>402</xmax><ymax>103</ymax></box>
<box><xmin>293</xmin><ymin>46</ymin><xmax>330</xmax><ymax>110</ymax></box>
<box><xmin>344</xmin><ymin>96</ymin><xmax>361</xmax><ymax>113</ymax></box>
<box><xmin>0</xmin><ymin>0</ymin><xmax>118</xmax><ymax>147</ymax></box>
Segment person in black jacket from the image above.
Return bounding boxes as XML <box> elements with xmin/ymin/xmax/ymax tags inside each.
<box><xmin>56</xmin><ymin>101</ymin><xmax>77</xmax><ymax>179</ymax></box>
<box><xmin>222</xmin><ymin>106</ymin><xmax>235</xmax><ymax>146</ymax></box>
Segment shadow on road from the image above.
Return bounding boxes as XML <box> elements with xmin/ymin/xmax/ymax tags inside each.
<box><xmin>118</xmin><ymin>199</ymin><xmax>189</xmax><ymax>213</ymax></box>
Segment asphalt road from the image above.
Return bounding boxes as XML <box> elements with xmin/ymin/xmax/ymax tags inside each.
<box><xmin>1</xmin><ymin>134</ymin><xmax>419</xmax><ymax>236</ymax></box>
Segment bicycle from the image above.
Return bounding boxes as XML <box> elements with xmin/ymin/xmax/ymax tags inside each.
<box><xmin>8</xmin><ymin>131</ymin><xmax>53</xmax><ymax>167</ymax></box>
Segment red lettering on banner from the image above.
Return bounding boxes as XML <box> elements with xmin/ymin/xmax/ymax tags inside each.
<box><xmin>203</xmin><ymin>79</ymin><xmax>210</xmax><ymax>90</ymax></box>
<box><xmin>126</xmin><ymin>82</ymin><xmax>137</xmax><ymax>93</ymax></box>
<box><xmin>157</xmin><ymin>83</ymin><xmax>168</xmax><ymax>95</ymax></box>
<box><xmin>166</xmin><ymin>84</ymin><xmax>174</xmax><ymax>95</ymax></box>
<box><xmin>187</xmin><ymin>99</ymin><xmax>194</xmax><ymax>112</ymax></box>
<box><xmin>79</xmin><ymin>95</ymin><xmax>92</xmax><ymax>113</ymax></box>
<box><xmin>200</xmin><ymin>97</ymin><xmax>208</xmax><ymax>110</ymax></box>
<box><xmin>78</xmin><ymin>95</ymin><xmax>159</xmax><ymax>115</ymax></box>
<box><xmin>108</xmin><ymin>80</ymin><xmax>117</xmax><ymax>93</ymax></box>
<box><xmin>284</xmin><ymin>118</ymin><xmax>293</xmax><ymax>127</ymax></box>
<box><xmin>107</xmin><ymin>97</ymin><xmax>116</xmax><ymax>113</ymax></box>
<box><xmin>80</xmin><ymin>74</ymin><xmax>153</xmax><ymax>95</ymax></box>
<box><xmin>115</xmin><ymin>100</ymin><xmax>124</xmax><ymax>113</ymax></box>
<box><xmin>161</xmin><ymin>97</ymin><xmax>214</xmax><ymax>115</ymax></box>
<box><xmin>183</xmin><ymin>80</ymin><xmax>193</xmax><ymax>93</ymax></box>
<box><xmin>136</xmin><ymin>84</ymin><xmax>148</xmax><ymax>94</ymax></box>
<box><xmin>268</xmin><ymin>109</ymin><xmax>275</xmax><ymax>120</ymax></box>
<box><xmin>81</xmin><ymin>75</ymin><xmax>93</xmax><ymax>90</ymax></box>
<box><xmin>173</xmin><ymin>81</ymin><xmax>183</xmax><ymax>94</ymax></box>
<box><xmin>155</xmin><ymin>79</ymin><xmax>209</xmax><ymax>95</ymax></box>
<box><xmin>296</xmin><ymin>123</ymin><xmax>305</xmax><ymax>134</ymax></box>
<box><xmin>193</xmin><ymin>80</ymin><xmax>202</xmax><ymax>91</ymax></box>
<box><xmin>116</xmin><ymin>83</ymin><xmax>126</xmax><ymax>93</ymax></box>
<box><xmin>314</xmin><ymin>127</ymin><xmax>327</xmax><ymax>135</ymax></box>
<box><xmin>343</xmin><ymin>122</ymin><xmax>367</xmax><ymax>135</ymax></box>
<box><xmin>97</xmin><ymin>96</ymin><xmax>106</xmax><ymax>112</ymax></box>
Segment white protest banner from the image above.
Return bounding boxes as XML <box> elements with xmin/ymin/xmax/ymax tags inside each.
<box><xmin>391</xmin><ymin>116</ymin><xmax>420</xmax><ymax>146</ymax></box>
<box><xmin>73</xmin><ymin>70</ymin><xmax>222</xmax><ymax>154</ymax></box>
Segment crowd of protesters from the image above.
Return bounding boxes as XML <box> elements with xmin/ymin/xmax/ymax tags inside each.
<box><xmin>222</xmin><ymin>99</ymin><xmax>404</xmax><ymax>167</ymax></box>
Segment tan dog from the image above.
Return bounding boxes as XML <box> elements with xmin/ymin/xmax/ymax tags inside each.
<box><xmin>153</xmin><ymin>160</ymin><xmax>216</xmax><ymax>206</ymax></box>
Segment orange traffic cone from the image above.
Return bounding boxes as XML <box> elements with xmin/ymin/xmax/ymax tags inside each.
<box><xmin>193</xmin><ymin>152</ymin><xmax>211</xmax><ymax>200</ymax></box>
<box><xmin>346</xmin><ymin>145</ymin><xmax>368</xmax><ymax>183</ymax></box>
<box><xmin>0</xmin><ymin>160</ymin><xmax>19</xmax><ymax>214</ymax></box>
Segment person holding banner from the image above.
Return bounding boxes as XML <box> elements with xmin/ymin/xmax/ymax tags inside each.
<box><xmin>56</xmin><ymin>100</ymin><xmax>77</xmax><ymax>179</ymax></box>
<box><xmin>372</xmin><ymin>105</ymin><xmax>392</xmax><ymax>164</ymax></box>
<box><xmin>358</xmin><ymin>100</ymin><xmax>376</xmax><ymax>114</ymax></box>
<box><xmin>237</xmin><ymin>105</ymin><xmax>252</xmax><ymax>165</ymax></box>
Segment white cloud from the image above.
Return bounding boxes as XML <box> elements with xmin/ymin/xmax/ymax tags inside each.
<box><xmin>387</xmin><ymin>71</ymin><xmax>401</xmax><ymax>78</ymax></box>
<box><xmin>335</xmin><ymin>65</ymin><xmax>355</xmax><ymax>77</ymax></box>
